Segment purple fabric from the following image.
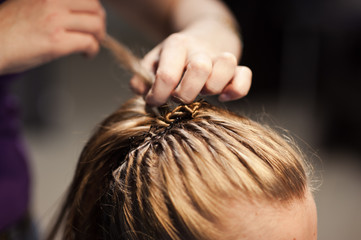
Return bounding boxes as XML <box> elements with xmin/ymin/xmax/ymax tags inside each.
<box><xmin>0</xmin><ymin>0</ymin><xmax>30</xmax><ymax>230</ymax></box>
<box><xmin>0</xmin><ymin>75</ymin><xmax>30</xmax><ymax>230</ymax></box>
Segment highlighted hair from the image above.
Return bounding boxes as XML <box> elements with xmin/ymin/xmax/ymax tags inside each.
<box><xmin>48</xmin><ymin>96</ymin><xmax>309</xmax><ymax>240</ymax></box>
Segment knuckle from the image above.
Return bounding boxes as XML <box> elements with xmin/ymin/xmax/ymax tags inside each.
<box><xmin>94</xmin><ymin>20</ymin><xmax>103</xmax><ymax>31</ymax></box>
<box><xmin>99</xmin><ymin>7</ymin><xmax>106</xmax><ymax>18</ymax></box>
<box><xmin>187</xmin><ymin>58</ymin><xmax>212</xmax><ymax>74</ymax></box>
<box><xmin>44</xmin><ymin>12</ymin><xmax>59</xmax><ymax>24</ymax></box>
<box><xmin>233</xmin><ymin>85</ymin><xmax>250</xmax><ymax>98</ymax></box>
<box><xmin>167</xmin><ymin>33</ymin><xmax>187</xmax><ymax>44</ymax></box>
<box><xmin>204</xmin><ymin>83</ymin><xmax>220</xmax><ymax>95</ymax></box>
<box><xmin>44</xmin><ymin>13</ymin><xmax>61</xmax><ymax>33</ymax></box>
<box><xmin>156</xmin><ymin>70</ymin><xmax>179</xmax><ymax>86</ymax></box>
<box><xmin>48</xmin><ymin>27</ymin><xmax>63</xmax><ymax>44</ymax></box>
<box><xmin>219</xmin><ymin>52</ymin><xmax>238</xmax><ymax>65</ymax></box>
<box><xmin>93</xmin><ymin>1</ymin><xmax>106</xmax><ymax>18</ymax></box>
<box><xmin>94</xmin><ymin>20</ymin><xmax>105</xmax><ymax>36</ymax></box>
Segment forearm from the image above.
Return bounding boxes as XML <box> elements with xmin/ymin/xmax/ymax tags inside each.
<box><xmin>108</xmin><ymin>0</ymin><xmax>241</xmax><ymax>59</ymax></box>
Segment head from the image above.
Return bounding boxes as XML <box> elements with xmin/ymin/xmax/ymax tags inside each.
<box><xmin>49</xmin><ymin>96</ymin><xmax>317</xmax><ymax>240</ymax></box>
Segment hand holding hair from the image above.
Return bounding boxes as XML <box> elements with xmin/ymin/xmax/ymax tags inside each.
<box><xmin>101</xmin><ymin>31</ymin><xmax>252</xmax><ymax>107</ymax></box>
<box><xmin>129</xmin><ymin>32</ymin><xmax>253</xmax><ymax>106</ymax></box>
<box><xmin>0</xmin><ymin>0</ymin><xmax>105</xmax><ymax>75</ymax></box>
<box><xmin>97</xmin><ymin>0</ymin><xmax>252</xmax><ymax>106</ymax></box>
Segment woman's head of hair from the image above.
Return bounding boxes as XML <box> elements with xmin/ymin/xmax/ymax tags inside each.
<box><xmin>49</xmin><ymin>96</ymin><xmax>316</xmax><ymax>240</ymax></box>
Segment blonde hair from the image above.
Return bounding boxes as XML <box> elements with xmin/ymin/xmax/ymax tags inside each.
<box><xmin>48</xmin><ymin>96</ymin><xmax>309</xmax><ymax>240</ymax></box>
<box><xmin>47</xmin><ymin>35</ymin><xmax>310</xmax><ymax>240</ymax></box>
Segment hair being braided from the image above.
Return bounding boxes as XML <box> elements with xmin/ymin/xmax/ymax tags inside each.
<box><xmin>47</xmin><ymin>37</ymin><xmax>310</xmax><ymax>240</ymax></box>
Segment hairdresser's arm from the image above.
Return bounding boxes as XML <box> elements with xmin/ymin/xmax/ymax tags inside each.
<box><xmin>113</xmin><ymin>0</ymin><xmax>252</xmax><ymax>106</ymax></box>
<box><xmin>0</xmin><ymin>0</ymin><xmax>105</xmax><ymax>75</ymax></box>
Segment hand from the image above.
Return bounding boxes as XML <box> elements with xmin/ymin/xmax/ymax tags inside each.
<box><xmin>0</xmin><ymin>0</ymin><xmax>106</xmax><ymax>75</ymax></box>
<box><xmin>130</xmin><ymin>33</ymin><xmax>252</xmax><ymax>106</ymax></box>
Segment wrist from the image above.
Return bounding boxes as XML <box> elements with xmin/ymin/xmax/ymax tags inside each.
<box><xmin>182</xmin><ymin>18</ymin><xmax>243</xmax><ymax>60</ymax></box>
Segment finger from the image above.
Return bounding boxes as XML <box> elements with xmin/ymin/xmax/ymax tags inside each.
<box><xmin>145</xmin><ymin>37</ymin><xmax>187</xmax><ymax>106</ymax></box>
<box><xmin>172</xmin><ymin>53</ymin><xmax>212</xmax><ymax>103</ymax></box>
<box><xmin>56</xmin><ymin>31</ymin><xmax>100</xmax><ymax>58</ymax></box>
<box><xmin>65</xmin><ymin>13</ymin><xmax>106</xmax><ymax>40</ymax></box>
<box><xmin>218</xmin><ymin>66</ymin><xmax>252</xmax><ymax>102</ymax></box>
<box><xmin>201</xmin><ymin>52</ymin><xmax>237</xmax><ymax>95</ymax></box>
<box><xmin>130</xmin><ymin>46</ymin><xmax>161</xmax><ymax>95</ymax></box>
<box><xmin>67</xmin><ymin>0</ymin><xmax>104</xmax><ymax>15</ymax></box>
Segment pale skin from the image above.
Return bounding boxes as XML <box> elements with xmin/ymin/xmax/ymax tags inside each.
<box><xmin>225</xmin><ymin>190</ymin><xmax>318</xmax><ymax>240</ymax></box>
<box><xmin>0</xmin><ymin>0</ymin><xmax>252</xmax><ymax>105</ymax></box>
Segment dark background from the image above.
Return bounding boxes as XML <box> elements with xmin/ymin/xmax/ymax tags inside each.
<box><xmin>225</xmin><ymin>0</ymin><xmax>361</xmax><ymax>153</ymax></box>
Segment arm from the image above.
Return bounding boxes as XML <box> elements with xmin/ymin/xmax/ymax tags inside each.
<box><xmin>110</xmin><ymin>0</ymin><xmax>252</xmax><ymax>105</ymax></box>
<box><xmin>0</xmin><ymin>0</ymin><xmax>106</xmax><ymax>75</ymax></box>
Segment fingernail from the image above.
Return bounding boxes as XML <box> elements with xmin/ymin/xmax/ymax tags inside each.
<box><xmin>171</xmin><ymin>95</ymin><xmax>184</xmax><ymax>104</ymax></box>
<box><xmin>145</xmin><ymin>93</ymin><xmax>154</xmax><ymax>105</ymax></box>
<box><xmin>219</xmin><ymin>93</ymin><xmax>231</xmax><ymax>102</ymax></box>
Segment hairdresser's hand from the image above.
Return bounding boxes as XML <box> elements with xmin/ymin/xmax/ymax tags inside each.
<box><xmin>130</xmin><ymin>33</ymin><xmax>252</xmax><ymax>106</ymax></box>
<box><xmin>0</xmin><ymin>0</ymin><xmax>105</xmax><ymax>75</ymax></box>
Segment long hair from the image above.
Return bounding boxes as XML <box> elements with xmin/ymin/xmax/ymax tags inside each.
<box><xmin>47</xmin><ymin>96</ymin><xmax>309</xmax><ymax>240</ymax></box>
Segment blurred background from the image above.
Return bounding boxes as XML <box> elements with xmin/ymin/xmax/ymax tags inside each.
<box><xmin>10</xmin><ymin>0</ymin><xmax>361</xmax><ymax>239</ymax></box>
